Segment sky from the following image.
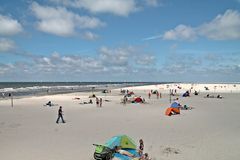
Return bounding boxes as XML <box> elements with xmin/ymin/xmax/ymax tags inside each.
<box><xmin>0</xmin><ymin>0</ymin><xmax>240</xmax><ymax>82</ymax></box>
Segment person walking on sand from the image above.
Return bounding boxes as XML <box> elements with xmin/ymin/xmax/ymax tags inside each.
<box><xmin>56</xmin><ymin>106</ymin><xmax>65</xmax><ymax>123</ymax></box>
<box><xmin>157</xmin><ymin>92</ymin><xmax>159</xmax><ymax>99</ymax></box>
<box><xmin>99</xmin><ymin>98</ymin><xmax>102</xmax><ymax>107</ymax></box>
<box><xmin>148</xmin><ymin>92</ymin><xmax>151</xmax><ymax>99</ymax></box>
<box><xmin>96</xmin><ymin>97</ymin><xmax>99</xmax><ymax>107</ymax></box>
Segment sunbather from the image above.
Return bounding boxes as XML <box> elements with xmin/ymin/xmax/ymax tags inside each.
<box><xmin>46</xmin><ymin>101</ymin><xmax>52</xmax><ymax>106</ymax></box>
<box><xmin>114</xmin><ymin>146</ymin><xmax>135</xmax><ymax>158</ymax></box>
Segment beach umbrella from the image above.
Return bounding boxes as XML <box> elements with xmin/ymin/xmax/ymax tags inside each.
<box><xmin>171</xmin><ymin>102</ymin><xmax>179</xmax><ymax>108</ymax></box>
<box><xmin>105</xmin><ymin>135</ymin><xmax>137</xmax><ymax>149</ymax></box>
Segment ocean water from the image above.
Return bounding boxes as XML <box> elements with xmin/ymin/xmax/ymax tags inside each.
<box><xmin>0</xmin><ymin>82</ymin><xmax>157</xmax><ymax>98</ymax></box>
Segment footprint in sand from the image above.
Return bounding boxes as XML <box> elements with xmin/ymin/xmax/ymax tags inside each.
<box><xmin>8</xmin><ymin>123</ymin><xmax>21</xmax><ymax>128</ymax></box>
<box><xmin>148</xmin><ymin>145</ymin><xmax>153</xmax><ymax>151</ymax></box>
<box><xmin>0</xmin><ymin>122</ymin><xmax>5</xmax><ymax>126</ymax></box>
<box><xmin>162</xmin><ymin>147</ymin><xmax>181</xmax><ymax>155</ymax></box>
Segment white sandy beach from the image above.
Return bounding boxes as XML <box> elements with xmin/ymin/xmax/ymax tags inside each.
<box><xmin>0</xmin><ymin>83</ymin><xmax>240</xmax><ymax>160</ymax></box>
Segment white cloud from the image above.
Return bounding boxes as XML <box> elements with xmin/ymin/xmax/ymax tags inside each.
<box><xmin>99</xmin><ymin>46</ymin><xmax>156</xmax><ymax>68</ymax></box>
<box><xmin>0</xmin><ymin>14</ymin><xmax>23</xmax><ymax>36</ymax></box>
<box><xmin>0</xmin><ymin>45</ymin><xmax>157</xmax><ymax>80</ymax></box>
<box><xmin>199</xmin><ymin>9</ymin><xmax>240</xmax><ymax>40</ymax></box>
<box><xmin>99</xmin><ymin>46</ymin><xmax>132</xmax><ymax>66</ymax></box>
<box><xmin>0</xmin><ymin>38</ymin><xmax>15</xmax><ymax>52</ymax></box>
<box><xmin>50</xmin><ymin>0</ymin><xmax>137</xmax><ymax>16</ymax></box>
<box><xmin>81</xmin><ymin>31</ymin><xmax>99</xmax><ymax>40</ymax></box>
<box><xmin>30</xmin><ymin>2</ymin><xmax>105</xmax><ymax>36</ymax></box>
<box><xmin>136</xmin><ymin>55</ymin><xmax>155</xmax><ymax>65</ymax></box>
<box><xmin>163</xmin><ymin>24</ymin><xmax>196</xmax><ymax>41</ymax></box>
<box><xmin>160</xmin><ymin>10</ymin><xmax>240</xmax><ymax>41</ymax></box>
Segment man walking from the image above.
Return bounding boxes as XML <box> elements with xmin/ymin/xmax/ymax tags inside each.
<box><xmin>56</xmin><ymin>106</ymin><xmax>65</xmax><ymax>123</ymax></box>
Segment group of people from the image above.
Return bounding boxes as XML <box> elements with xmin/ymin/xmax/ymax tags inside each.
<box><xmin>114</xmin><ymin>139</ymin><xmax>151</xmax><ymax>160</ymax></box>
<box><xmin>96</xmin><ymin>97</ymin><xmax>103</xmax><ymax>107</ymax></box>
<box><xmin>205</xmin><ymin>94</ymin><xmax>223</xmax><ymax>99</ymax></box>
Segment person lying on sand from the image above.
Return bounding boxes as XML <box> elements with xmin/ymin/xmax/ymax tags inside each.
<box><xmin>79</xmin><ymin>99</ymin><xmax>93</xmax><ymax>105</ymax></box>
<box><xmin>204</xmin><ymin>94</ymin><xmax>214</xmax><ymax>98</ymax></box>
<box><xmin>114</xmin><ymin>146</ymin><xmax>135</xmax><ymax>158</ymax></box>
<box><xmin>44</xmin><ymin>101</ymin><xmax>58</xmax><ymax>107</ymax></box>
<box><xmin>217</xmin><ymin>95</ymin><xmax>223</xmax><ymax>99</ymax></box>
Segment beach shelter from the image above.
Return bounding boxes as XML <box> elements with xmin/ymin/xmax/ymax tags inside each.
<box><xmin>152</xmin><ymin>90</ymin><xmax>158</xmax><ymax>94</ymax></box>
<box><xmin>105</xmin><ymin>135</ymin><xmax>137</xmax><ymax>149</ymax></box>
<box><xmin>165</xmin><ymin>108</ymin><xmax>173</xmax><ymax>116</ymax></box>
<box><xmin>134</xmin><ymin>97</ymin><xmax>143</xmax><ymax>103</ymax></box>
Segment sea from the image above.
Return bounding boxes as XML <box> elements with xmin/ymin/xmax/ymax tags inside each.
<box><xmin>0</xmin><ymin>82</ymin><xmax>160</xmax><ymax>98</ymax></box>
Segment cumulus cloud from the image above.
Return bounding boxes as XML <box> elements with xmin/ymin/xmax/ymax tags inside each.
<box><xmin>0</xmin><ymin>45</ymin><xmax>156</xmax><ymax>80</ymax></box>
<box><xmin>0</xmin><ymin>38</ymin><xmax>15</xmax><ymax>52</ymax></box>
<box><xmin>50</xmin><ymin>0</ymin><xmax>137</xmax><ymax>16</ymax></box>
<box><xmin>148</xmin><ymin>9</ymin><xmax>240</xmax><ymax>41</ymax></box>
<box><xmin>99</xmin><ymin>46</ymin><xmax>133</xmax><ymax>66</ymax></box>
<box><xmin>136</xmin><ymin>55</ymin><xmax>155</xmax><ymax>65</ymax></box>
<box><xmin>30</xmin><ymin>2</ymin><xmax>105</xmax><ymax>36</ymax></box>
<box><xmin>0</xmin><ymin>14</ymin><xmax>23</xmax><ymax>36</ymax></box>
<box><xmin>99</xmin><ymin>46</ymin><xmax>155</xmax><ymax>67</ymax></box>
<box><xmin>199</xmin><ymin>10</ymin><xmax>240</xmax><ymax>40</ymax></box>
<box><xmin>163</xmin><ymin>25</ymin><xmax>197</xmax><ymax>41</ymax></box>
<box><xmin>81</xmin><ymin>31</ymin><xmax>99</xmax><ymax>40</ymax></box>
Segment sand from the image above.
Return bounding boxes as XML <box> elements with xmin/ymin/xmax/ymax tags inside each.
<box><xmin>0</xmin><ymin>83</ymin><xmax>240</xmax><ymax>160</ymax></box>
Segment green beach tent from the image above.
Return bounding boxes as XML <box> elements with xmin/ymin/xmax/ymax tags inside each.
<box><xmin>104</xmin><ymin>135</ymin><xmax>137</xmax><ymax>149</ymax></box>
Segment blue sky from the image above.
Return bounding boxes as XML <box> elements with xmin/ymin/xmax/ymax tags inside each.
<box><xmin>0</xmin><ymin>0</ymin><xmax>240</xmax><ymax>82</ymax></box>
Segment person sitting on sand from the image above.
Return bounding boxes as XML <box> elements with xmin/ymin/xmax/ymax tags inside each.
<box><xmin>194</xmin><ymin>90</ymin><xmax>199</xmax><ymax>95</ymax></box>
<box><xmin>217</xmin><ymin>95</ymin><xmax>223</xmax><ymax>99</ymax></box>
<box><xmin>174</xmin><ymin>98</ymin><xmax>181</xmax><ymax>106</ymax></box>
<box><xmin>132</xmin><ymin>153</ymin><xmax>151</xmax><ymax>160</ymax></box>
<box><xmin>114</xmin><ymin>146</ymin><xmax>135</xmax><ymax>158</ymax></box>
<box><xmin>89</xmin><ymin>99</ymin><xmax>93</xmax><ymax>104</ymax></box>
<box><xmin>46</xmin><ymin>101</ymin><xmax>52</xmax><ymax>106</ymax></box>
<box><xmin>142</xmin><ymin>153</ymin><xmax>151</xmax><ymax>160</ymax></box>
